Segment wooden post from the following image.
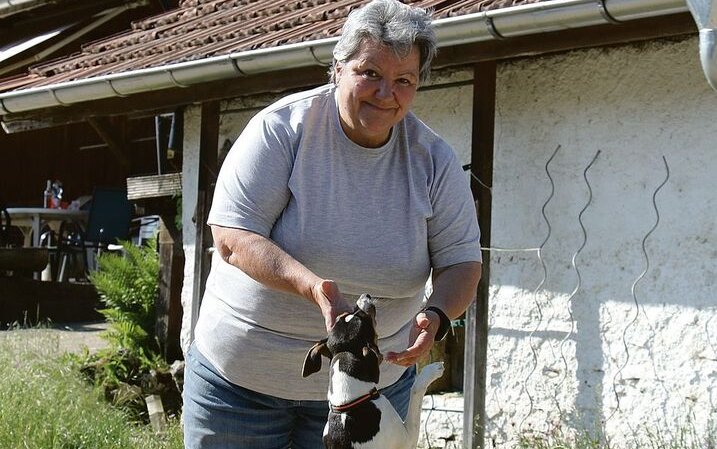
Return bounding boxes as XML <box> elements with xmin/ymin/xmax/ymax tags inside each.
<box><xmin>156</xmin><ymin>217</ymin><xmax>184</xmax><ymax>362</ymax></box>
<box><xmin>464</xmin><ymin>60</ymin><xmax>496</xmax><ymax>449</ymax></box>
<box><xmin>195</xmin><ymin>100</ymin><xmax>219</xmax><ymax>313</ymax></box>
<box><xmin>179</xmin><ymin>102</ymin><xmax>219</xmax><ymax>354</ymax></box>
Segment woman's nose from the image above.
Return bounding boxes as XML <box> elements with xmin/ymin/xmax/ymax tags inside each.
<box><xmin>375</xmin><ymin>80</ymin><xmax>393</xmax><ymax>99</ymax></box>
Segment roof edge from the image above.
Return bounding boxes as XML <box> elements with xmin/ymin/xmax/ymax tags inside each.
<box><xmin>0</xmin><ymin>0</ymin><xmax>689</xmax><ymax>115</ymax></box>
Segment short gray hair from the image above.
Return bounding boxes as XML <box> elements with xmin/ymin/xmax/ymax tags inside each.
<box><xmin>330</xmin><ymin>0</ymin><xmax>437</xmax><ymax>84</ymax></box>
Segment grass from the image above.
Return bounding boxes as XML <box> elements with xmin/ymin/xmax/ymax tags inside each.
<box><xmin>0</xmin><ymin>328</ymin><xmax>183</xmax><ymax>449</ymax></box>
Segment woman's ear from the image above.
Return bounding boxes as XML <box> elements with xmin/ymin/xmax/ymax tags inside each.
<box><xmin>333</xmin><ymin>62</ymin><xmax>343</xmax><ymax>83</ymax></box>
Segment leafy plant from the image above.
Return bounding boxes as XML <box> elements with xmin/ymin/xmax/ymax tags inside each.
<box><xmin>90</xmin><ymin>239</ymin><xmax>160</xmax><ymax>356</ymax></box>
<box><xmin>74</xmin><ymin>239</ymin><xmax>182</xmax><ymax>423</ymax></box>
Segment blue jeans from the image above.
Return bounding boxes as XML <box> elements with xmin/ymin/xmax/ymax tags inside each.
<box><xmin>183</xmin><ymin>344</ymin><xmax>416</xmax><ymax>449</ymax></box>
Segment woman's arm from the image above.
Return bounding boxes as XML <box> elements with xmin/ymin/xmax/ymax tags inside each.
<box><xmin>212</xmin><ymin>225</ymin><xmax>352</xmax><ymax>330</ymax></box>
<box><xmin>385</xmin><ymin>261</ymin><xmax>482</xmax><ymax>366</ymax></box>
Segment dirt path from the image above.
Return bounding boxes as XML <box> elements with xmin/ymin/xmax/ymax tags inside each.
<box><xmin>0</xmin><ymin>320</ymin><xmax>108</xmax><ymax>354</ymax></box>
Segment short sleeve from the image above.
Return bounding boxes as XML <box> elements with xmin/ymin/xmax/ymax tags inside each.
<box><xmin>208</xmin><ymin>112</ymin><xmax>296</xmax><ymax>237</ymax></box>
<box><xmin>427</xmin><ymin>149</ymin><xmax>482</xmax><ymax>268</ymax></box>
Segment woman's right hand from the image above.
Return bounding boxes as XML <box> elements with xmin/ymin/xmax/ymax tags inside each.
<box><xmin>313</xmin><ymin>279</ymin><xmax>353</xmax><ymax>331</ymax></box>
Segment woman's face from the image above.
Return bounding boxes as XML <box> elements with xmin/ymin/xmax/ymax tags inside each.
<box><xmin>335</xmin><ymin>40</ymin><xmax>420</xmax><ymax>148</ymax></box>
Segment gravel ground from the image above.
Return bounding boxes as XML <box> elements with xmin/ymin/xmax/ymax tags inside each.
<box><xmin>0</xmin><ymin>320</ymin><xmax>108</xmax><ymax>354</ymax></box>
<box><xmin>419</xmin><ymin>392</ymin><xmax>465</xmax><ymax>449</ymax></box>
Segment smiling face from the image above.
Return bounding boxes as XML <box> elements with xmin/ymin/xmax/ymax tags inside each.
<box><xmin>334</xmin><ymin>39</ymin><xmax>420</xmax><ymax>148</ymax></box>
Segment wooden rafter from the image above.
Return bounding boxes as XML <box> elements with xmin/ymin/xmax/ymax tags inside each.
<box><xmin>86</xmin><ymin>116</ymin><xmax>130</xmax><ymax>168</ymax></box>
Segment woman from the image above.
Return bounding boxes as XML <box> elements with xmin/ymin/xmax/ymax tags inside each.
<box><xmin>182</xmin><ymin>0</ymin><xmax>482</xmax><ymax>447</ymax></box>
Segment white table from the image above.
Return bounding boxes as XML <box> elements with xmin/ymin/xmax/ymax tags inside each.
<box><xmin>6</xmin><ymin>207</ymin><xmax>89</xmax><ymax>248</ymax></box>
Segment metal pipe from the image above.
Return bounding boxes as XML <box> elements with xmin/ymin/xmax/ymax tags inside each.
<box><xmin>0</xmin><ymin>0</ymin><xmax>689</xmax><ymax>115</ymax></box>
<box><xmin>685</xmin><ymin>0</ymin><xmax>717</xmax><ymax>90</ymax></box>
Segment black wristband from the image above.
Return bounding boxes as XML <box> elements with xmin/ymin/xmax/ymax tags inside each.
<box><xmin>423</xmin><ymin>306</ymin><xmax>450</xmax><ymax>341</ymax></box>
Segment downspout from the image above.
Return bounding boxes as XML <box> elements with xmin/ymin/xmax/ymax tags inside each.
<box><xmin>685</xmin><ymin>0</ymin><xmax>717</xmax><ymax>90</ymax></box>
<box><xmin>0</xmin><ymin>0</ymin><xmax>689</xmax><ymax>115</ymax></box>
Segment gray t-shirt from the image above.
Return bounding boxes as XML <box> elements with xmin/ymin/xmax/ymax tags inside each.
<box><xmin>195</xmin><ymin>84</ymin><xmax>481</xmax><ymax>400</ymax></box>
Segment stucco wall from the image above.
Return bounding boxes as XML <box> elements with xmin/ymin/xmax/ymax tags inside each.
<box><xmin>180</xmin><ymin>37</ymin><xmax>717</xmax><ymax>447</ymax></box>
<box><xmin>488</xmin><ymin>36</ymin><xmax>717</xmax><ymax>447</ymax></box>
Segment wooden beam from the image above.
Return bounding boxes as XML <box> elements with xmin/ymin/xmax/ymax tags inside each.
<box><xmin>193</xmin><ymin>100</ymin><xmax>220</xmax><ymax>317</ymax></box>
<box><xmin>1</xmin><ymin>116</ymin><xmax>79</xmax><ymax>134</ymax></box>
<box><xmin>86</xmin><ymin>116</ymin><xmax>130</xmax><ymax>168</ymax></box>
<box><xmin>0</xmin><ymin>277</ymin><xmax>102</xmax><ymax>328</ymax></box>
<box><xmin>156</xmin><ymin>217</ymin><xmax>184</xmax><ymax>363</ymax></box>
<box><xmin>464</xmin><ymin>60</ymin><xmax>495</xmax><ymax>449</ymax></box>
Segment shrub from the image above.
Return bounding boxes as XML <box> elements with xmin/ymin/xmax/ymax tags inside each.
<box><xmin>73</xmin><ymin>239</ymin><xmax>182</xmax><ymax>423</ymax></box>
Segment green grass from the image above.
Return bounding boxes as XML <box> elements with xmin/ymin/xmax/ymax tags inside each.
<box><xmin>0</xmin><ymin>329</ymin><xmax>183</xmax><ymax>449</ymax></box>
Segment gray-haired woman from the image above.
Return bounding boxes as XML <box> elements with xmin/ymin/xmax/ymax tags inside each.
<box><xmin>182</xmin><ymin>0</ymin><xmax>482</xmax><ymax>447</ymax></box>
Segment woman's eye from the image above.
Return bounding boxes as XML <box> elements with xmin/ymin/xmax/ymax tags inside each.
<box><xmin>398</xmin><ymin>78</ymin><xmax>412</xmax><ymax>86</ymax></box>
<box><xmin>362</xmin><ymin>70</ymin><xmax>379</xmax><ymax>79</ymax></box>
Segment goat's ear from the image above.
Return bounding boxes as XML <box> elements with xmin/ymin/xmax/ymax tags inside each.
<box><xmin>302</xmin><ymin>339</ymin><xmax>331</xmax><ymax>377</ymax></box>
<box><xmin>362</xmin><ymin>343</ymin><xmax>383</xmax><ymax>365</ymax></box>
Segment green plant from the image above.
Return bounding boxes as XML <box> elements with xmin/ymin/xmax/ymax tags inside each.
<box><xmin>0</xmin><ymin>330</ymin><xmax>183</xmax><ymax>449</ymax></box>
<box><xmin>76</xmin><ymin>239</ymin><xmax>182</xmax><ymax>423</ymax></box>
<box><xmin>90</xmin><ymin>239</ymin><xmax>160</xmax><ymax>357</ymax></box>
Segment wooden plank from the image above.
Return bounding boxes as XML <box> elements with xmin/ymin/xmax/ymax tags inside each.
<box><xmin>0</xmin><ymin>247</ymin><xmax>48</xmax><ymax>271</ymax></box>
<box><xmin>464</xmin><ymin>60</ymin><xmax>496</xmax><ymax>449</ymax></box>
<box><xmin>193</xmin><ymin>100</ymin><xmax>220</xmax><ymax>320</ymax></box>
<box><xmin>156</xmin><ymin>218</ymin><xmax>184</xmax><ymax>362</ymax></box>
<box><xmin>126</xmin><ymin>172</ymin><xmax>182</xmax><ymax>200</ymax></box>
<box><xmin>86</xmin><ymin>116</ymin><xmax>130</xmax><ymax>168</ymax></box>
<box><xmin>0</xmin><ymin>277</ymin><xmax>102</xmax><ymax>328</ymax></box>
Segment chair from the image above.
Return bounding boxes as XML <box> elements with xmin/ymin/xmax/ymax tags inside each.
<box><xmin>57</xmin><ymin>188</ymin><xmax>132</xmax><ymax>281</ymax></box>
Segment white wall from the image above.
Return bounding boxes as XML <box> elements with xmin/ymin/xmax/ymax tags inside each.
<box><xmin>181</xmin><ymin>39</ymin><xmax>717</xmax><ymax>447</ymax></box>
<box><xmin>488</xmin><ymin>36</ymin><xmax>717</xmax><ymax>447</ymax></box>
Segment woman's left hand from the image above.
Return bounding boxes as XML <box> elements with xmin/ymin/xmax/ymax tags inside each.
<box><xmin>384</xmin><ymin>310</ymin><xmax>440</xmax><ymax>367</ymax></box>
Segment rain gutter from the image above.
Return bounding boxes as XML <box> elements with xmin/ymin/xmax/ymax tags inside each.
<box><xmin>0</xmin><ymin>0</ymin><xmax>690</xmax><ymax>115</ymax></box>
